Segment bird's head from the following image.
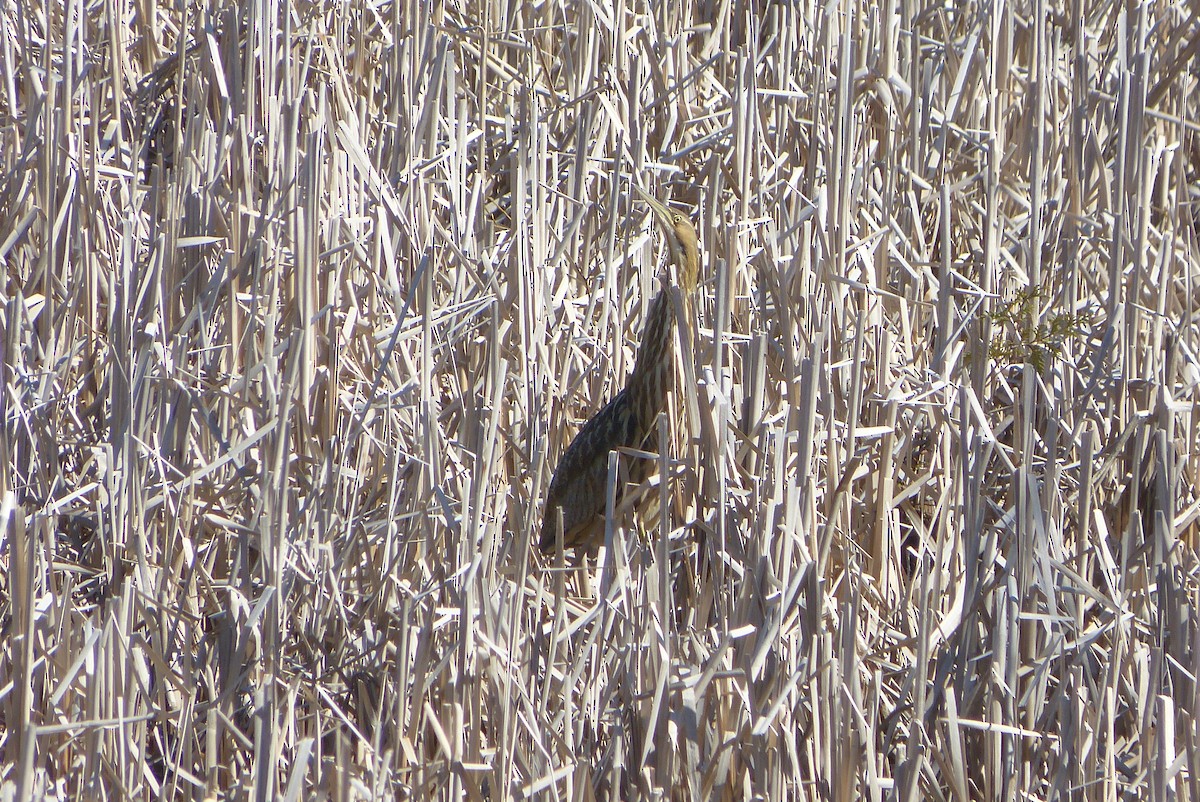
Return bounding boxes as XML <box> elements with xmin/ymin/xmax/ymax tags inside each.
<box><xmin>633</xmin><ymin>184</ymin><xmax>700</xmax><ymax>295</ymax></box>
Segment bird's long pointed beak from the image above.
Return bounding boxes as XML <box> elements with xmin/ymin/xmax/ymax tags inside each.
<box><xmin>631</xmin><ymin>181</ymin><xmax>700</xmax><ymax>294</ymax></box>
<box><xmin>632</xmin><ymin>184</ymin><xmax>675</xmax><ymax>229</ymax></box>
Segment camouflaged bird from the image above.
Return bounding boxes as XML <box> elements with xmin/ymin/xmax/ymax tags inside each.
<box><xmin>539</xmin><ymin>186</ymin><xmax>700</xmax><ymax>553</ymax></box>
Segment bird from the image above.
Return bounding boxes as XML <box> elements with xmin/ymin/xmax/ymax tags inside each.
<box><xmin>539</xmin><ymin>185</ymin><xmax>701</xmax><ymax>554</ymax></box>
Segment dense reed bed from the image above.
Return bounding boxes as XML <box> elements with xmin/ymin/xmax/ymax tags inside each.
<box><xmin>1</xmin><ymin>0</ymin><xmax>1198</xmax><ymax>798</ymax></box>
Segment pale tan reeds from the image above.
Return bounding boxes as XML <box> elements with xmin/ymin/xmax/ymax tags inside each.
<box><xmin>1</xmin><ymin>1</ymin><xmax>1198</xmax><ymax>799</ymax></box>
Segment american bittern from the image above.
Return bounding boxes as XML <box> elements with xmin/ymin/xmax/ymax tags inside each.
<box><xmin>539</xmin><ymin>186</ymin><xmax>700</xmax><ymax>553</ymax></box>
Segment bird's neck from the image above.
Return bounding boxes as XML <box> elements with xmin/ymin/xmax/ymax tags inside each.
<box><xmin>627</xmin><ymin>288</ymin><xmax>676</xmax><ymax>431</ymax></box>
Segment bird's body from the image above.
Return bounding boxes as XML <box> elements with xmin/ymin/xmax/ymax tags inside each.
<box><xmin>540</xmin><ymin>188</ymin><xmax>700</xmax><ymax>553</ymax></box>
<box><xmin>538</xmin><ymin>387</ymin><xmax>642</xmax><ymax>550</ymax></box>
<box><xmin>538</xmin><ymin>290</ymin><xmax>673</xmax><ymax>551</ymax></box>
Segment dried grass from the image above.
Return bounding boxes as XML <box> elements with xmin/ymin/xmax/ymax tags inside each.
<box><xmin>1</xmin><ymin>0</ymin><xmax>1199</xmax><ymax>799</ymax></box>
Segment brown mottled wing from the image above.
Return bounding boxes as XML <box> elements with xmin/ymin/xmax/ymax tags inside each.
<box><xmin>539</xmin><ymin>388</ymin><xmax>642</xmax><ymax>552</ymax></box>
